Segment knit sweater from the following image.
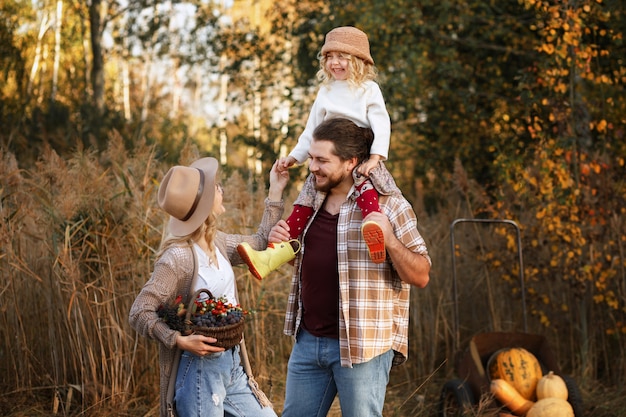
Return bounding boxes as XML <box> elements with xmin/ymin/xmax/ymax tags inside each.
<box><xmin>289</xmin><ymin>80</ymin><xmax>391</xmax><ymax>164</ymax></box>
<box><xmin>129</xmin><ymin>198</ymin><xmax>284</xmax><ymax>417</ymax></box>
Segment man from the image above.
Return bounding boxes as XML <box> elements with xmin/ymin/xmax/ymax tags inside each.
<box><xmin>269</xmin><ymin>117</ymin><xmax>431</xmax><ymax>417</ymax></box>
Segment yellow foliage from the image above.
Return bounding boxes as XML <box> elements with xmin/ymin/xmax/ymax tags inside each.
<box><xmin>536</xmin><ymin>208</ymin><xmax>546</xmax><ymax>219</ymax></box>
<box><xmin>554</xmin><ymin>82</ymin><xmax>568</xmax><ymax>93</ymax></box>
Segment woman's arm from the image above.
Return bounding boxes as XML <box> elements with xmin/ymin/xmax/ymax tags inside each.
<box><xmin>129</xmin><ymin>247</ymin><xmax>197</xmax><ymax>349</ymax></box>
<box><xmin>224</xmin><ymin>161</ymin><xmax>288</xmax><ymax>262</ymax></box>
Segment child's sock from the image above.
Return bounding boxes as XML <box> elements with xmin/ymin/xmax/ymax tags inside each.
<box><xmin>355</xmin><ymin>179</ymin><xmax>380</xmax><ymax>218</ymax></box>
<box><xmin>285</xmin><ymin>204</ymin><xmax>314</xmax><ymax>239</ymax></box>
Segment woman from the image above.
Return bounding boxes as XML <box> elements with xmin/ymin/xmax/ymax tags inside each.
<box><xmin>129</xmin><ymin>157</ymin><xmax>286</xmax><ymax>417</ymax></box>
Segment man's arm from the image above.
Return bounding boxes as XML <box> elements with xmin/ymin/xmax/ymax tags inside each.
<box><xmin>365</xmin><ymin>211</ymin><xmax>430</xmax><ymax>288</ymax></box>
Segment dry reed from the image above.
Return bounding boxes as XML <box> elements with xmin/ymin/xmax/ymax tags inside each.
<box><xmin>1</xmin><ymin>137</ymin><xmax>624</xmax><ymax>416</ymax></box>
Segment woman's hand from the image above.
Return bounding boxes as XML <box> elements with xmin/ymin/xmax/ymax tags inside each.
<box><xmin>268</xmin><ymin>160</ymin><xmax>290</xmax><ymax>201</ymax></box>
<box><xmin>176</xmin><ymin>334</ymin><xmax>225</xmax><ymax>356</ymax></box>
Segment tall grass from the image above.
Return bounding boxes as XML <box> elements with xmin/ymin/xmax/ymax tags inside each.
<box><xmin>1</xmin><ymin>138</ymin><xmax>624</xmax><ymax>416</ymax></box>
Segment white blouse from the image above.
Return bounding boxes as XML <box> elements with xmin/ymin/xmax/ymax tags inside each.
<box><xmin>193</xmin><ymin>243</ymin><xmax>237</xmax><ymax>305</ymax></box>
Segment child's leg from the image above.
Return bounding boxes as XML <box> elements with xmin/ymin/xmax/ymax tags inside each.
<box><xmin>284</xmin><ymin>205</ymin><xmax>314</xmax><ymax>239</ymax></box>
<box><xmin>355</xmin><ymin>161</ymin><xmax>401</xmax><ymax>197</ymax></box>
<box><xmin>355</xmin><ymin>177</ymin><xmax>385</xmax><ymax>264</ymax></box>
<box><xmin>355</xmin><ymin>178</ymin><xmax>380</xmax><ymax>218</ymax></box>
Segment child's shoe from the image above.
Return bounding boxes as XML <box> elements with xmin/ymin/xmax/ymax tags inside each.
<box><xmin>237</xmin><ymin>240</ymin><xmax>301</xmax><ymax>280</ymax></box>
<box><xmin>361</xmin><ymin>221</ymin><xmax>385</xmax><ymax>263</ymax></box>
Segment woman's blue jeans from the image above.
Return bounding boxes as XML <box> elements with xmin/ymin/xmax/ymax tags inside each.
<box><xmin>174</xmin><ymin>345</ymin><xmax>276</xmax><ymax>417</ymax></box>
<box><xmin>282</xmin><ymin>329</ymin><xmax>393</xmax><ymax>417</ymax></box>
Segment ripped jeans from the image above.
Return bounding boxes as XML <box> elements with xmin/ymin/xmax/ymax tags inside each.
<box><xmin>174</xmin><ymin>346</ymin><xmax>276</xmax><ymax>417</ymax></box>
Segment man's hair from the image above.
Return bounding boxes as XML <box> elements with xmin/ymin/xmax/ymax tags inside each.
<box><xmin>312</xmin><ymin>118</ymin><xmax>374</xmax><ymax>164</ymax></box>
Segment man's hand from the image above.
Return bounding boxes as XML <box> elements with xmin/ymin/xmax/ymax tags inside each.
<box><xmin>364</xmin><ymin>212</ymin><xmax>430</xmax><ymax>288</ymax></box>
<box><xmin>268</xmin><ymin>220</ymin><xmax>291</xmax><ymax>243</ymax></box>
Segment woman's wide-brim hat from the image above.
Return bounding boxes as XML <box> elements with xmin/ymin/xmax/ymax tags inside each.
<box><xmin>158</xmin><ymin>157</ymin><xmax>218</xmax><ymax>237</ymax></box>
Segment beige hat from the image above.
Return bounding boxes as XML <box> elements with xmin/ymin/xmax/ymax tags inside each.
<box><xmin>158</xmin><ymin>157</ymin><xmax>218</xmax><ymax>237</ymax></box>
<box><xmin>321</xmin><ymin>26</ymin><xmax>374</xmax><ymax>65</ymax></box>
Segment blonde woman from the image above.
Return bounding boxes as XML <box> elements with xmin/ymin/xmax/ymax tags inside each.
<box><xmin>129</xmin><ymin>157</ymin><xmax>287</xmax><ymax>417</ymax></box>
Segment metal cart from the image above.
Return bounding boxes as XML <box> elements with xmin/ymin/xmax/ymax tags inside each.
<box><xmin>437</xmin><ymin>219</ymin><xmax>583</xmax><ymax>417</ymax></box>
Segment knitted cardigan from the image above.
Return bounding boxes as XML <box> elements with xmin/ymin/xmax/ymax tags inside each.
<box><xmin>129</xmin><ymin>198</ymin><xmax>284</xmax><ymax>417</ymax></box>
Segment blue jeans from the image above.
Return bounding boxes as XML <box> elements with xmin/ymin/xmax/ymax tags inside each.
<box><xmin>282</xmin><ymin>329</ymin><xmax>393</xmax><ymax>417</ymax></box>
<box><xmin>174</xmin><ymin>346</ymin><xmax>276</xmax><ymax>417</ymax></box>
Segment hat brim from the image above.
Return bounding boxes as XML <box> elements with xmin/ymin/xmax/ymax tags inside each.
<box><xmin>321</xmin><ymin>41</ymin><xmax>374</xmax><ymax>65</ymax></box>
<box><xmin>167</xmin><ymin>157</ymin><xmax>218</xmax><ymax>237</ymax></box>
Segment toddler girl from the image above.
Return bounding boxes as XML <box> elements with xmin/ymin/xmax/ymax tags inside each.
<box><xmin>238</xmin><ymin>26</ymin><xmax>400</xmax><ymax>280</ymax></box>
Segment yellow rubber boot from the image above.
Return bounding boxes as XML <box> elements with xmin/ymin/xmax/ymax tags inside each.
<box><xmin>361</xmin><ymin>220</ymin><xmax>386</xmax><ymax>263</ymax></box>
<box><xmin>237</xmin><ymin>240</ymin><xmax>301</xmax><ymax>280</ymax></box>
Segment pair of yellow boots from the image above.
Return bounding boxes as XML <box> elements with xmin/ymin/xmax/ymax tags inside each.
<box><xmin>237</xmin><ymin>220</ymin><xmax>385</xmax><ymax>280</ymax></box>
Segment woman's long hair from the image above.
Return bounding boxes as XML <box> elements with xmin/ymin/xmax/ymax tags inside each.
<box><xmin>155</xmin><ymin>213</ymin><xmax>218</xmax><ymax>260</ymax></box>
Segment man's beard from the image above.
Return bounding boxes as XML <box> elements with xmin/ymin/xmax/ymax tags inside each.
<box><xmin>313</xmin><ymin>171</ymin><xmax>347</xmax><ymax>193</ymax></box>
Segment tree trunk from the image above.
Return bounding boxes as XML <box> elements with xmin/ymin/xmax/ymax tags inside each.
<box><xmin>27</xmin><ymin>12</ymin><xmax>50</xmax><ymax>96</ymax></box>
<box><xmin>51</xmin><ymin>0</ymin><xmax>63</xmax><ymax>101</ymax></box>
<box><xmin>88</xmin><ymin>0</ymin><xmax>105</xmax><ymax>114</ymax></box>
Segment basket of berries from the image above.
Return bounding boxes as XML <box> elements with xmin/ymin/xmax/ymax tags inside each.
<box><xmin>157</xmin><ymin>288</ymin><xmax>247</xmax><ymax>349</ymax></box>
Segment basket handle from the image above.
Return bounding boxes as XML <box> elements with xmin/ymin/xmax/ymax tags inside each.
<box><xmin>184</xmin><ymin>288</ymin><xmax>215</xmax><ymax>322</ymax></box>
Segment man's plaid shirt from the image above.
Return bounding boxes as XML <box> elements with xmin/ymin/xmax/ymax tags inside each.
<box><xmin>283</xmin><ymin>188</ymin><xmax>431</xmax><ymax>367</ymax></box>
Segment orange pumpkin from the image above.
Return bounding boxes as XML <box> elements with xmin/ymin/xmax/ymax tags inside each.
<box><xmin>488</xmin><ymin>347</ymin><xmax>543</xmax><ymax>400</ymax></box>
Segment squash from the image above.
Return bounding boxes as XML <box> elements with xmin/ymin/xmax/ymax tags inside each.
<box><xmin>488</xmin><ymin>347</ymin><xmax>543</xmax><ymax>400</ymax></box>
<box><xmin>536</xmin><ymin>371</ymin><xmax>568</xmax><ymax>400</ymax></box>
<box><xmin>490</xmin><ymin>378</ymin><xmax>535</xmax><ymax>416</ymax></box>
<box><xmin>526</xmin><ymin>397</ymin><xmax>574</xmax><ymax>417</ymax></box>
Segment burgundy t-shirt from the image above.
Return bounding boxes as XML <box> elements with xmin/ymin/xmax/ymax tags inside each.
<box><xmin>300</xmin><ymin>209</ymin><xmax>340</xmax><ymax>339</ymax></box>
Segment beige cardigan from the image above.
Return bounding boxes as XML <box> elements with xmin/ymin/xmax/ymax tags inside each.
<box><xmin>129</xmin><ymin>198</ymin><xmax>284</xmax><ymax>417</ymax></box>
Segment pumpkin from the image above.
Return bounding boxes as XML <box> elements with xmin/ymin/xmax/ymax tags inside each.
<box><xmin>488</xmin><ymin>347</ymin><xmax>543</xmax><ymax>400</ymax></box>
<box><xmin>526</xmin><ymin>397</ymin><xmax>574</xmax><ymax>417</ymax></box>
<box><xmin>536</xmin><ymin>371</ymin><xmax>568</xmax><ymax>400</ymax></box>
<box><xmin>490</xmin><ymin>378</ymin><xmax>535</xmax><ymax>416</ymax></box>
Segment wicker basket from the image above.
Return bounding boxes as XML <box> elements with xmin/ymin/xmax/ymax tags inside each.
<box><xmin>182</xmin><ymin>288</ymin><xmax>245</xmax><ymax>350</ymax></box>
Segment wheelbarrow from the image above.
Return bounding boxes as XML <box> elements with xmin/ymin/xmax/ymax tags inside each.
<box><xmin>437</xmin><ymin>219</ymin><xmax>583</xmax><ymax>417</ymax></box>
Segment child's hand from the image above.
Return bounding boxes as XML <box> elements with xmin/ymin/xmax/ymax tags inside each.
<box><xmin>356</xmin><ymin>155</ymin><xmax>382</xmax><ymax>177</ymax></box>
<box><xmin>277</xmin><ymin>156</ymin><xmax>297</xmax><ymax>173</ymax></box>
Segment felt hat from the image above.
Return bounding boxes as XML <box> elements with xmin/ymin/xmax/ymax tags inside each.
<box><xmin>158</xmin><ymin>157</ymin><xmax>219</xmax><ymax>237</ymax></box>
<box><xmin>321</xmin><ymin>26</ymin><xmax>374</xmax><ymax>65</ymax></box>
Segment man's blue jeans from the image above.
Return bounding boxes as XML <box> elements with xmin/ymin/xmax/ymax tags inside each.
<box><xmin>174</xmin><ymin>346</ymin><xmax>276</xmax><ymax>417</ymax></box>
<box><xmin>282</xmin><ymin>329</ymin><xmax>393</xmax><ymax>417</ymax></box>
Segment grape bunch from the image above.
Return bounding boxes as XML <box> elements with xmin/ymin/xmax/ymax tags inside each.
<box><xmin>156</xmin><ymin>294</ymin><xmax>187</xmax><ymax>332</ymax></box>
<box><xmin>190</xmin><ymin>295</ymin><xmax>247</xmax><ymax>328</ymax></box>
<box><xmin>157</xmin><ymin>293</ymin><xmax>248</xmax><ymax>332</ymax></box>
